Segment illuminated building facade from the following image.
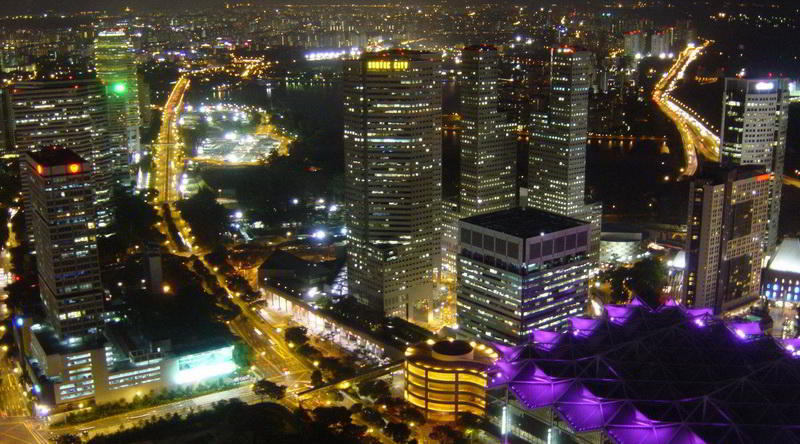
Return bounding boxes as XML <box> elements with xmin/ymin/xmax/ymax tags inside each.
<box><xmin>343</xmin><ymin>50</ymin><xmax>442</xmax><ymax>322</ymax></box>
<box><xmin>94</xmin><ymin>30</ymin><xmax>140</xmax><ymax>187</ymax></box>
<box><xmin>527</xmin><ymin>47</ymin><xmax>600</xmax><ymax>261</ymax></box>
<box><xmin>459</xmin><ymin>45</ymin><xmax>516</xmax><ymax>218</ymax></box>
<box><xmin>684</xmin><ymin>165</ymin><xmax>769</xmax><ymax>314</ymax></box>
<box><xmin>22</xmin><ymin>148</ymin><xmax>104</xmax><ymax>340</ymax></box>
<box><xmin>21</xmin><ymin>320</ymin><xmax>235</xmax><ymax>408</ymax></box>
<box><xmin>762</xmin><ymin>238</ymin><xmax>800</xmax><ymax>304</ymax></box>
<box><xmin>721</xmin><ymin>78</ymin><xmax>789</xmax><ymax>255</ymax></box>
<box><xmin>456</xmin><ymin>207</ymin><xmax>591</xmax><ymax>345</ymax></box>
<box><xmin>10</xmin><ymin>80</ymin><xmax>114</xmax><ymax>230</ymax></box>
<box><xmin>404</xmin><ymin>339</ymin><xmax>495</xmax><ymax>420</ymax></box>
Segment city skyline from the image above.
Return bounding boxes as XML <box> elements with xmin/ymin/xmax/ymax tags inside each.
<box><xmin>0</xmin><ymin>2</ymin><xmax>798</xmax><ymax>443</ymax></box>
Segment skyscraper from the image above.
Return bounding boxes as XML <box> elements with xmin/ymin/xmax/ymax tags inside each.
<box><xmin>94</xmin><ymin>29</ymin><xmax>140</xmax><ymax>187</ymax></box>
<box><xmin>456</xmin><ymin>207</ymin><xmax>591</xmax><ymax>344</ymax></box>
<box><xmin>459</xmin><ymin>45</ymin><xmax>516</xmax><ymax>217</ymax></box>
<box><xmin>528</xmin><ymin>47</ymin><xmax>600</xmax><ymax>259</ymax></box>
<box><xmin>720</xmin><ymin>78</ymin><xmax>789</xmax><ymax>255</ymax></box>
<box><xmin>684</xmin><ymin>165</ymin><xmax>769</xmax><ymax>314</ymax></box>
<box><xmin>9</xmin><ymin>79</ymin><xmax>114</xmax><ymax>231</ymax></box>
<box><xmin>343</xmin><ymin>50</ymin><xmax>442</xmax><ymax>322</ymax></box>
<box><xmin>22</xmin><ymin>148</ymin><xmax>104</xmax><ymax>339</ymax></box>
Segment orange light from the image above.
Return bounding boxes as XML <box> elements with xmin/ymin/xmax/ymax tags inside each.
<box><xmin>68</xmin><ymin>163</ymin><xmax>80</xmax><ymax>174</ymax></box>
<box><xmin>36</xmin><ymin>165</ymin><xmax>43</xmax><ymax>175</ymax></box>
<box><xmin>756</xmin><ymin>174</ymin><xmax>771</xmax><ymax>182</ymax></box>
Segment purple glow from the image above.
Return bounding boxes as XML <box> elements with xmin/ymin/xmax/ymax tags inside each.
<box><xmin>694</xmin><ymin>319</ymin><xmax>705</xmax><ymax>327</ymax></box>
<box><xmin>570</xmin><ymin>317</ymin><xmax>602</xmax><ymax>338</ymax></box>
<box><xmin>606</xmin><ymin>305</ymin><xmax>635</xmax><ymax>325</ymax></box>
<box><xmin>728</xmin><ymin>321</ymin><xmax>761</xmax><ymax>338</ymax></box>
<box><xmin>531</xmin><ymin>330</ymin><xmax>563</xmax><ymax>350</ymax></box>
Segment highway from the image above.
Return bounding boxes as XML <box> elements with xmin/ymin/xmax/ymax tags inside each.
<box><xmin>152</xmin><ymin>76</ymin><xmax>190</xmax><ymax>204</ymax></box>
<box><xmin>653</xmin><ymin>41</ymin><xmax>719</xmax><ymax>177</ymax></box>
<box><xmin>150</xmin><ymin>74</ymin><xmax>314</xmax><ymax>392</ymax></box>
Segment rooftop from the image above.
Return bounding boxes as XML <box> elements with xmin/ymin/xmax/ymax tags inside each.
<box><xmin>31</xmin><ymin>323</ymin><xmax>105</xmax><ymax>356</ymax></box>
<box><xmin>769</xmin><ymin>238</ymin><xmax>800</xmax><ymax>274</ymax></box>
<box><xmin>27</xmin><ymin>147</ymin><xmax>87</xmax><ymax>167</ymax></box>
<box><xmin>490</xmin><ymin>299</ymin><xmax>800</xmax><ymax>444</ymax></box>
<box><xmin>461</xmin><ymin>207</ymin><xmax>586</xmax><ymax>239</ymax></box>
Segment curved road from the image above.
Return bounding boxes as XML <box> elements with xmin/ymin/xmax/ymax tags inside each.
<box><xmin>653</xmin><ymin>41</ymin><xmax>719</xmax><ymax>177</ymax></box>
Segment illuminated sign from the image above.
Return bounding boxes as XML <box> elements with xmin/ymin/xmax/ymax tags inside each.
<box><xmin>755</xmin><ymin>81</ymin><xmax>774</xmax><ymax>91</ymax></box>
<box><xmin>757</xmin><ymin>174</ymin><xmax>771</xmax><ymax>182</ymax></box>
<box><xmin>68</xmin><ymin>163</ymin><xmax>81</xmax><ymax>174</ymax></box>
<box><xmin>36</xmin><ymin>165</ymin><xmax>43</xmax><ymax>175</ymax></box>
<box><xmin>173</xmin><ymin>346</ymin><xmax>235</xmax><ymax>384</ymax></box>
<box><xmin>367</xmin><ymin>60</ymin><xmax>409</xmax><ymax>71</ymax></box>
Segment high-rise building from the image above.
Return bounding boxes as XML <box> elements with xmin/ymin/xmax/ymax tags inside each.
<box><xmin>720</xmin><ymin>78</ymin><xmax>789</xmax><ymax>255</ymax></box>
<box><xmin>528</xmin><ymin>47</ymin><xmax>600</xmax><ymax>259</ymax></box>
<box><xmin>94</xmin><ymin>29</ymin><xmax>140</xmax><ymax>187</ymax></box>
<box><xmin>623</xmin><ymin>31</ymin><xmax>646</xmax><ymax>58</ymax></box>
<box><xmin>22</xmin><ymin>148</ymin><xmax>104</xmax><ymax>339</ymax></box>
<box><xmin>343</xmin><ymin>50</ymin><xmax>442</xmax><ymax>322</ymax></box>
<box><xmin>683</xmin><ymin>165</ymin><xmax>769</xmax><ymax>314</ymax></box>
<box><xmin>459</xmin><ymin>45</ymin><xmax>516</xmax><ymax>218</ymax></box>
<box><xmin>456</xmin><ymin>207</ymin><xmax>591</xmax><ymax>345</ymax></box>
<box><xmin>9</xmin><ymin>79</ymin><xmax>114</xmax><ymax>230</ymax></box>
<box><xmin>649</xmin><ymin>30</ymin><xmax>670</xmax><ymax>57</ymax></box>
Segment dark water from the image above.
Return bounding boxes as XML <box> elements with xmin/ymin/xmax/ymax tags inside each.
<box><xmin>191</xmin><ymin>79</ymin><xmax>691</xmax><ymax>225</ymax></box>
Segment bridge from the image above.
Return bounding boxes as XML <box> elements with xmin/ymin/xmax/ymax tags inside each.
<box><xmin>296</xmin><ymin>361</ymin><xmax>404</xmax><ymax>400</ymax></box>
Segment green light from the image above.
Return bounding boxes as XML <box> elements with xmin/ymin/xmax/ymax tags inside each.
<box><xmin>112</xmin><ymin>82</ymin><xmax>127</xmax><ymax>94</ymax></box>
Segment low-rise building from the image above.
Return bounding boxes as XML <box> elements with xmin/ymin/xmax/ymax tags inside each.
<box><xmin>404</xmin><ymin>338</ymin><xmax>496</xmax><ymax>421</ymax></box>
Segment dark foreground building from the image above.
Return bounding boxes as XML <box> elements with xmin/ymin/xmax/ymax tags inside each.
<box><xmin>488</xmin><ymin>298</ymin><xmax>800</xmax><ymax>444</ymax></box>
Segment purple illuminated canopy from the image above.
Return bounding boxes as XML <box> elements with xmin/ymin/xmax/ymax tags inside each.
<box><xmin>490</xmin><ymin>301</ymin><xmax>800</xmax><ymax>444</ymax></box>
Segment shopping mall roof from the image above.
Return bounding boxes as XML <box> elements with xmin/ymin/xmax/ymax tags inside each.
<box><xmin>490</xmin><ymin>298</ymin><xmax>800</xmax><ymax>444</ymax></box>
<box><xmin>769</xmin><ymin>238</ymin><xmax>800</xmax><ymax>274</ymax></box>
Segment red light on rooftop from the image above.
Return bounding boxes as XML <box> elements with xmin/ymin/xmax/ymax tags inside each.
<box><xmin>68</xmin><ymin>163</ymin><xmax>80</xmax><ymax>174</ymax></box>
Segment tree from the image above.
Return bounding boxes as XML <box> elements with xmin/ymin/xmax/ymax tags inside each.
<box><xmin>232</xmin><ymin>341</ymin><xmax>253</xmax><ymax>370</ymax></box>
<box><xmin>357</xmin><ymin>379</ymin><xmax>390</xmax><ymax>400</ymax></box>
<box><xmin>384</xmin><ymin>422</ymin><xmax>411</xmax><ymax>443</ymax></box>
<box><xmin>56</xmin><ymin>435</ymin><xmax>81</xmax><ymax>444</ymax></box>
<box><xmin>311</xmin><ymin>369</ymin><xmax>324</xmax><ymax>387</ymax></box>
<box><xmin>429</xmin><ymin>425</ymin><xmax>464</xmax><ymax>444</ymax></box>
<box><xmin>312</xmin><ymin>406</ymin><xmax>352</xmax><ymax>429</ymax></box>
<box><xmin>627</xmin><ymin>258</ymin><xmax>668</xmax><ymax>307</ymax></box>
<box><xmin>252</xmin><ymin>379</ymin><xmax>286</xmax><ymax>401</ymax></box>
<box><xmin>359</xmin><ymin>407</ymin><xmax>384</xmax><ymax>427</ymax></box>
<box><xmin>284</xmin><ymin>326</ymin><xmax>309</xmax><ymax>346</ymax></box>
<box><xmin>400</xmin><ymin>406</ymin><xmax>426</xmax><ymax>426</ymax></box>
<box><xmin>455</xmin><ymin>412</ymin><xmax>485</xmax><ymax>430</ymax></box>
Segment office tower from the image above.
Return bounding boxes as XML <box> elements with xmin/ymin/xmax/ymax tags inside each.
<box><xmin>456</xmin><ymin>207</ymin><xmax>591</xmax><ymax>345</ymax></box>
<box><xmin>459</xmin><ymin>45</ymin><xmax>516</xmax><ymax>218</ymax></box>
<box><xmin>0</xmin><ymin>88</ymin><xmax>8</xmax><ymax>154</ymax></box>
<box><xmin>721</xmin><ymin>78</ymin><xmax>789</xmax><ymax>255</ymax></box>
<box><xmin>528</xmin><ymin>47</ymin><xmax>600</xmax><ymax>259</ymax></box>
<box><xmin>343</xmin><ymin>50</ymin><xmax>442</xmax><ymax>322</ymax></box>
<box><xmin>94</xmin><ymin>29</ymin><xmax>140</xmax><ymax>187</ymax></box>
<box><xmin>623</xmin><ymin>31</ymin><xmax>646</xmax><ymax>58</ymax></box>
<box><xmin>22</xmin><ymin>148</ymin><xmax>104</xmax><ymax>339</ymax></box>
<box><xmin>684</xmin><ymin>165</ymin><xmax>769</xmax><ymax>314</ymax></box>
<box><xmin>9</xmin><ymin>80</ymin><xmax>114</xmax><ymax>231</ymax></box>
